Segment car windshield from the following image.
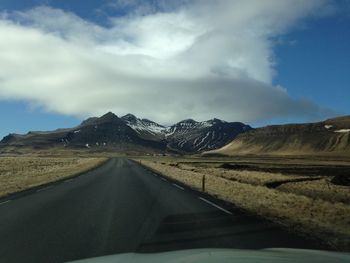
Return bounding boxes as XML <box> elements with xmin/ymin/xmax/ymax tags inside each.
<box><xmin>0</xmin><ymin>1</ymin><xmax>349</xmax><ymax>262</ymax></box>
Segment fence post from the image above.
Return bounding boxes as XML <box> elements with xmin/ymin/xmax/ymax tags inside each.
<box><xmin>202</xmin><ymin>174</ymin><xmax>206</xmax><ymax>192</ymax></box>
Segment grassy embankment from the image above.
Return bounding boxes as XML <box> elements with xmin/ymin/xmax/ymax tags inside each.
<box><xmin>0</xmin><ymin>157</ymin><xmax>108</xmax><ymax>198</ymax></box>
<box><xmin>136</xmin><ymin>156</ymin><xmax>350</xmax><ymax>251</ymax></box>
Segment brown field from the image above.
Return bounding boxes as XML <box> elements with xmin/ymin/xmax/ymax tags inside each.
<box><xmin>0</xmin><ymin>157</ymin><xmax>108</xmax><ymax>198</ymax></box>
<box><xmin>135</xmin><ymin>156</ymin><xmax>350</xmax><ymax>251</ymax></box>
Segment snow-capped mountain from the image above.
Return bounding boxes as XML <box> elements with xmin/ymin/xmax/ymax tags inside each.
<box><xmin>0</xmin><ymin>112</ymin><xmax>252</xmax><ymax>154</ymax></box>
<box><xmin>164</xmin><ymin>118</ymin><xmax>251</xmax><ymax>153</ymax></box>
<box><xmin>119</xmin><ymin>114</ymin><xmax>252</xmax><ymax>152</ymax></box>
<box><xmin>121</xmin><ymin>114</ymin><xmax>166</xmax><ymax>140</ymax></box>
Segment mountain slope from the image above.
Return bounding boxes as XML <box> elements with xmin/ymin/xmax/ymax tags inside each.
<box><xmin>1</xmin><ymin>112</ymin><xmax>166</xmax><ymax>152</ymax></box>
<box><xmin>0</xmin><ymin>112</ymin><xmax>251</xmax><ymax>154</ymax></box>
<box><xmin>204</xmin><ymin>116</ymin><xmax>350</xmax><ymax>156</ymax></box>
<box><xmin>165</xmin><ymin>119</ymin><xmax>251</xmax><ymax>153</ymax></box>
<box><xmin>121</xmin><ymin>114</ymin><xmax>166</xmax><ymax>141</ymax></box>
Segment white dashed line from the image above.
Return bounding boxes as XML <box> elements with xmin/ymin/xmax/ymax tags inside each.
<box><xmin>161</xmin><ymin>177</ymin><xmax>167</xmax><ymax>182</ymax></box>
<box><xmin>36</xmin><ymin>186</ymin><xmax>53</xmax><ymax>193</ymax></box>
<box><xmin>173</xmin><ymin>183</ymin><xmax>185</xmax><ymax>190</ymax></box>
<box><xmin>0</xmin><ymin>200</ymin><xmax>11</xmax><ymax>206</ymax></box>
<box><xmin>199</xmin><ymin>197</ymin><xmax>232</xmax><ymax>215</ymax></box>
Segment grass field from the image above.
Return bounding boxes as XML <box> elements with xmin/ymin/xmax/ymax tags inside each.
<box><xmin>0</xmin><ymin>157</ymin><xmax>108</xmax><ymax>198</ymax></box>
<box><xmin>135</xmin><ymin>156</ymin><xmax>350</xmax><ymax>251</ymax></box>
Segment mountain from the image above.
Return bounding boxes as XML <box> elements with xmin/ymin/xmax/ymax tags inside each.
<box><xmin>0</xmin><ymin>112</ymin><xmax>251</xmax><ymax>154</ymax></box>
<box><xmin>120</xmin><ymin>114</ymin><xmax>251</xmax><ymax>153</ymax></box>
<box><xmin>165</xmin><ymin>118</ymin><xmax>251</xmax><ymax>153</ymax></box>
<box><xmin>204</xmin><ymin>116</ymin><xmax>350</xmax><ymax>156</ymax></box>
<box><xmin>1</xmin><ymin>112</ymin><xmax>166</xmax><ymax>152</ymax></box>
<box><xmin>121</xmin><ymin>114</ymin><xmax>166</xmax><ymax>141</ymax></box>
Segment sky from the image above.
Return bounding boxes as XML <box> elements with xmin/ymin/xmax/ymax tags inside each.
<box><xmin>0</xmin><ymin>0</ymin><xmax>349</xmax><ymax>138</ymax></box>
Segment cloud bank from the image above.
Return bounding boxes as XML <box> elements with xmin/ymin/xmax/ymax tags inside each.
<box><xmin>0</xmin><ymin>0</ymin><xmax>335</xmax><ymax>124</ymax></box>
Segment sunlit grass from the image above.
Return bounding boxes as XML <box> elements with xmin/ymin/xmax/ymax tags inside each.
<box><xmin>0</xmin><ymin>157</ymin><xmax>108</xmax><ymax>198</ymax></box>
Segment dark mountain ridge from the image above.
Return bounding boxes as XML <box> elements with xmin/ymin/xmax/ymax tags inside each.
<box><xmin>0</xmin><ymin>112</ymin><xmax>251</xmax><ymax>154</ymax></box>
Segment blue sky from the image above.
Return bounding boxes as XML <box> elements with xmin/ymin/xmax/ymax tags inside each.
<box><xmin>274</xmin><ymin>10</ymin><xmax>350</xmax><ymax>117</ymax></box>
<box><xmin>0</xmin><ymin>0</ymin><xmax>349</xmax><ymax>138</ymax></box>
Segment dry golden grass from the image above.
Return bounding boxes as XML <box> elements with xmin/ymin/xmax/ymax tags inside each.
<box><xmin>177</xmin><ymin>163</ymin><xmax>312</xmax><ymax>186</ymax></box>
<box><xmin>172</xmin><ymin>161</ymin><xmax>350</xmax><ymax>204</ymax></box>
<box><xmin>139</xmin><ymin>159</ymin><xmax>350</xmax><ymax>251</ymax></box>
<box><xmin>278</xmin><ymin>178</ymin><xmax>350</xmax><ymax>205</ymax></box>
<box><xmin>0</xmin><ymin>157</ymin><xmax>108</xmax><ymax>198</ymax></box>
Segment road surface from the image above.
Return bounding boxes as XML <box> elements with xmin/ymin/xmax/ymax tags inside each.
<box><xmin>0</xmin><ymin>158</ymin><xmax>320</xmax><ymax>262</ymax></box>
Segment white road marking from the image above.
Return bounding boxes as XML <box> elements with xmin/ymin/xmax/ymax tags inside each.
<box><xmin>199</xmin><ymin>197</ymin><xmax>232</xmax><ymax>215</ymax></box>
<box><xmin>173</xmin><ymin>184</ymin><xmax>185</xmax><ymax>190</ymax></box>
<box><xmin>64</xmin><ymin>179</ymin><xmax>74</xmax><ymax>183</ymax></box>
<box><xmin>161</xmin><ymin>177</ymin><xmax>167</xmax><ymax>182</ymax></box>
<box><xmin>0</xmin><ymin>200</ymin><xmax>11</xmax><ymax>206</ymax></box>
<box><xmin>36</xmin><ymin>186</ymin><xmax>53</xmax><ymax>193</ymax></box>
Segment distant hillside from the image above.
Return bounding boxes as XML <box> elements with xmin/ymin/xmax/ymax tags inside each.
<box><xmin>204</xmin><ymin>116</ymin><xmax>350</xmax><ymax>156</ymax></box>
<box><xmin>0</xmin><ymin>112</ymin><xmax>251</xmax><ymax>154</ymax></box>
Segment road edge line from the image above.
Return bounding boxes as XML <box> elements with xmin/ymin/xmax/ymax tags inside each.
<box><xmin>199</xmin><ymin>197</ymin><xmax>232</xmax><ymax>215</ymax></box>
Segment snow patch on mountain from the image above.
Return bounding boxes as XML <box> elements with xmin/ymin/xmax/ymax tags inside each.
<box><xmin>165</xmin><ymin>126</ymin><xmax>177</xmax><ymax>137</ymax></box>
<box><xmin>128</xmin><ymin>121</ymin><xmax>166</xmax><ymax>135</ymax></box>
<box><xmin>122</xmin><ymin>114</ymin><xmax>220</xmax><ymax>137</ymax></box>
<box><xmin>122</xmin><ymin>114</ymin><xmax>166</xmax><ymax>135</ymax></box>
<box><xmin>196</xmin><ymin>132</ymin><xmax>210</xmax><ymax>147</ymax></box>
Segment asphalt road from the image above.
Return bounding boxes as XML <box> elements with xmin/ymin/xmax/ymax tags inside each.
<box><xmin>0</xmin><ymin>158</ymin><xmax>321</xmax><ymax>263</ymax></box>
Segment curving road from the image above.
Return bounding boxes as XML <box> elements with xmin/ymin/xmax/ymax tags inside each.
<box><xmin>0</xmin><ymin>158</ymin><xmax>320</xmax><ymax>262</ymax></box>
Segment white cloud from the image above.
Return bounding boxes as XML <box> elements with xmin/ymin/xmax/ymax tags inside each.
<box><xmin>0</xmin><ymin>0</ymin><xmax>336</xmax><ymax>124</ymax></box>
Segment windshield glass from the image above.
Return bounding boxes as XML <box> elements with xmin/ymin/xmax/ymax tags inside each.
<box><xmin>0</xmin><ymin>1</ymin><xmax>349</xmax><ymax>262</ymax></box>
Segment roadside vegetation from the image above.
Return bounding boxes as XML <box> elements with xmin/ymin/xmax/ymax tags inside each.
<box><xmin>136</xmin><ymin>157</ymin><xmax>350</xmax><ymax>251</ymax></box>
<box><xmin>0</xmin><ymin>157</ymin><xmax>108</xmax><ymax>198</ymax></box>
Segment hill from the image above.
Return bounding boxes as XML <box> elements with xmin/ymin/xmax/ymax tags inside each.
<box><xmin>204</xmin><ymin>116</ymin><xmax>350</xmax><ymax>156</ymax></box>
